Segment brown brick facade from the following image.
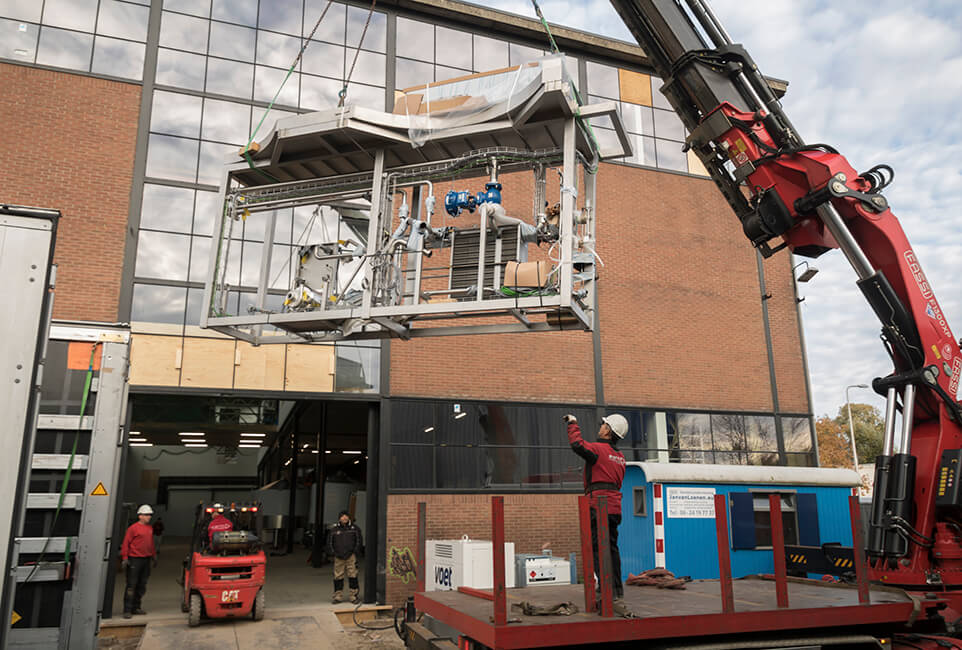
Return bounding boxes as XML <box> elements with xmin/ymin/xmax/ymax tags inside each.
<box><xmin>0</xmin><ymin>63</ymin><xmax>140</xmax><ymax>322</ymax></box>
<box><xmin>385</xmin><ymin>493</ymin><xmax>582</xmax><ymax>606</ymax></box>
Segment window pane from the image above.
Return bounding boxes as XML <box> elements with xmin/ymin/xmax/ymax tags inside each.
<box><xmin>197</xmin><ymin>140</ymin><xmax>235</xmax><ymax>186</ymax></box>
<box><xmin>36</xmin><ymin>26</ymin><xmax>92</xmax><ymax>71</ymax></box>
<box><xmin>393</xmin><ymin>401</ymin><xmax>436</xmax><ymax>443</ymax></box>
<box><xmin>43</xmin><ymin>0</ymin><xmax>97</xmax><ymax>32</ymax></box>
<box><xmin>258</xmin><ymin>0</ymin><xmax>302</xmax><ymax>35</ymax></box>
<box><xmin>269</xmin><ymin>244</ymin><xmax>295</xmax><ymax>290</ymax></box>
<box><xmin>185</xmin><ymin>287</ymin><xmax>204</xmax><ymax>327</ymax></box>
<box><xmin>212</xmin><ymin>0</ymin><xmax>257</xmax><ymax>27</ymax></box>
<box><xmin>621</xmin><ymin>101</ymin><xmax>654</xmax><ymax>136</ymax></box>
<box><xmin>151</xmin><ymin>90</ymin><xmax>203</xmax><ymax>137</ymax></box>
<box><xmin>783</xmin><ymin>417</ymin><xmax>813</xmax><ymax>453</ymax></box>
<box><xmin>164</xmin><ymin>0</ymin><xmax>210</xmax><ymax>17</ymax></box>
<box><xmin>396</xmin><ymin>17</ymin><xmax>432</xmax><ymax>62</ymax></box>
<box><xmin>209</xmin><ymin>20</ymin><xmax>255</xmax><ymax>62</ymax></box>
<box><xmin>159</xmin><ymin>11</ymin><xmax>208</xmax><ymax>54</ymax></box>
<box><xmin>344</xmin><ymin>82</ymin><xmax>383</xmax><ymax>111</ymax></box>
<box><xmin>509</xmin><ymin>42</ymin><xmax>542</xmax><ymax>66</ymax></box>
<box><xmin>473</xmin><ymin>34</ymin><xmax>507</xmax><ymax>72</ymax></box>
<box><xmin>97</xmin><ymin>0</ymin><xmax>148</xmax><ymax>41</ymax></box>
<box><xmin>272</xmin><ymin>209</ymin><xmax>294</xmax><ymax>245</ymax></box>
<box><xmin>193</xmin><ymin>190</ymin><xmax>220</xmax><ymax>237</ymax></box>
<box><xmin>0</xmin><ymin>18</ymin><xmax>38</xmax><ymax>62</ymax></box>
<box><xmin>627</xmin><ymin>134</ymin><xmax>656</xmax><ymax>167</ymax></box>
<box><xmin>335</xmin><ymin>342</ymin><xmax>378</xmax><ymax>392</ymax></box>
<box><xmin>156</xmin><ymin>48</ymin><xmax>206</xmax><ymax>91</ymax></box>
<box><xmin>586</xmin><ymin>61</ymin><xmax>618</xmax><ymax>99</ymax></box>
<box><xmin>92</xmin><ymin>36</ymin><xmax>144</xmax><ymax>79</ymax></box>
<box><xmin>131</xmin><ymin>284</ymin><xmax>186</xmax><ymax>325</ymax></box>
<box><xmin>785</xmin><ymin>452</ymin><xmax>815</xmax><ymax>467</ymax></box>
<box><xmin>435</xmin><ymin>65</ymin><xmax>469</xmax><ymax>83</ymax></box>
<box><xmin>145</xmin><ymin>134</ymin><xmax>199</xmax><ymax>182</ymax></box>
<box><xmin>0</xmin><ymin>0</ymin><xmax>42</xmax><ymax>22</ymax></box>
<box><xmin>344</xmin><ymin>48</ymin><xmax>384</xmax><ymax>86</ymax></box>
<box><xmin>188</xmin><ymin>236</ymin><xmax>212</xmax><ymax>283</ymax></box>
<box><xmin>653</xmin><ymin>107</ymin><xmax>685</xmax><ymax>142</ymax></box>
<box><xmin>347</xmin><ymin>6</ymin><xmax>384</xmax><ymax>53</ymax></box>
<box><xmin>434</xmin><ymin>26</ymin><xmax>472</xmax><ymax>71</ymax></box>
<box><xmin>256</xmin><ymin>30</ymin><xmax>301</xmax><ymax>68</ymax></box>
<box><xmin>395</xmin><ymin>57</ymin><xmax>433</xmax><ymax>91</ymax></box>
<box><xmin>299</xmin><ymin>73</ymin><xmax>341</xmax><ymax>110</ymax></box>
<box><xmin>301</xmin><ymin>40</ymin><xmax>343</xmax><ymax>78</ymax></box>
<box><xmin>437</xmin><ymin>447</ymin><xmax>481</xmax><ymax>489</ymax></box>
<box><xmin>650</xmin><ymin>76</ymin><xmax>672</xmax><ymax>110</ymax></box>
<box><xmin>304</xmin><ymin>0</ymin><xmax>344</xmax><ymax>44</ymax></box>
<box><xmin>140</xmin><ymin>184</ymin><xmax>194</xmax><ymax>233</ymax></box>
<box><xmin>254</xmin><ymin>65</ymin><xmax>300</xmax><ymax>106</ymax></box>
<box><xmin>206</xmin><ymin>57</ymin><xmax>254</xmax><ymax>99</ymax></box>
<box><xmin>655</xmin><ymin>138</ymin><xmax>688</xmax><ymax>172</ymax></box>
<box><xmin>202</xmin><ymin>98</ymin><xmax>251</xmax><ymax>144</ymax></box>
<box><xmin>240</xmin><ymin>240</ymin><xmax>263</xmax><ymax>286</ymax></box>
<box><xmin>391</xmin><ymin>445</ymin><xmax>433</xmax><ymax>489</ymax></box>
<box><xmin>135</xmin><ymin>230</ymin><xmax>190</xmax><ymax>281</ymax></box>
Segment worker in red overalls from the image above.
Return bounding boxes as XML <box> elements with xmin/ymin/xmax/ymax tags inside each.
<box><xmin>120</xmin><ymin>504</ymin><xmax>157</xmax><ymax>618</ymax></box>
<box><xmin>565</xmin><ymin>413</ymin><xmax>629</xmax><ymax>614</ymax></box>
<box><xmin>208</xmin><ymin>504</ymin><xmax>234</xmax><ymax>544</ymax></box>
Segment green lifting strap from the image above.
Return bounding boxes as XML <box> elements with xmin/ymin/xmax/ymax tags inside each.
<box><xmin>61</xmin><ymin>343</ymin><xmax>99</xmax><ymax>563</ymax></box>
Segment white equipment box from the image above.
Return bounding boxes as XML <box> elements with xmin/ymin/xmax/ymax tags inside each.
<box><xmin>425</xmin><ymin>536</ymin><xmax>516</xmax><ymax>592</ymax></box>
<box><xmin>515</xmin><ymin>552</ymin><xmax>573</xmax><ymax>587</ymax></box>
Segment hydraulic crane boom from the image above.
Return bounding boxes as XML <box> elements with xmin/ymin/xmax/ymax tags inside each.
<box><xmin>609</xmin><ymin>0</ymin><xmax>962</xmax><ymax>597</ymax></box>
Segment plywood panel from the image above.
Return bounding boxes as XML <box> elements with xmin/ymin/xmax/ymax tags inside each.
<box><xmin>285</xmin><ymin>344</ymin><xmax>335</xmax><ymax>392</ymax></box>
<box><xmin>129</xmin><ymin>335</ymin><xmax>182</xmax><ymax>386</ymax></box>
<box><xmin>234</xmin><ymin>341</ymin><xmax>286</xmax><ymax>391</ymax></box>
<box><xmin>180</xmin><ymin>337</ymin><xmax>235</xmax><ymax>388</ymax></box>
<box><xmin>618</xmin><ymin>68</ymin><xmax>652</xmax><ymax>106</ymax></box>
<box><xmin>688</xmin><ymin>149</ymin><xmax>708</xmax><ymax>176</ymax></box>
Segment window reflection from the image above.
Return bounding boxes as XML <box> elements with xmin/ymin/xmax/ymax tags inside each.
<box><xmin>240</xmin><ymin>241</ymin><xmax>263</xmax><ymax>287</ymax></box>
<box><xmin>435</xmin><ymin>65</ymin><xmax>469</xmax><ymax>83</ymax></box>
<box><xmin>188</xmin><ymin>236</ymin><xmax>212</xmax><ymax>283</ymax></box>
<box><xmin>626</xmin><ymin>134</ymin><xmax>655</xmax><ymax>167</ymax></box>
<box><xmin>163</xmin><ymin>0</ymin><xmax>210</xmax><ymax>18</ymax></box>
<box><xmin>159</xmin><ymin>11</ymin><xmax>209</xmax><ymax>54</ymax></box>
<box><xmin>145</xmin><ymin>133</ymin><xmax>199</xmax><ymax>183</ymax></box>
<box><xmin>201</xmin><ymin>98</ymin><xmax>251</xmax><ymax>145</ymax></box>
<box><xmin>473</xmin><ymin>34</ymin><xmax>508</xmax><ymax>72</ymax></box>
<box><xmin>206</xmin><ymin>57</ymin><xmax>254</xmax><ymax>99</ymax></box>
<box><xmin>620</xmin><ymin>102</ymin><xmax>654</xmax><ymax>136</ymax></box>
<box><xmin>256</xmin><ymin>30</ymin><xmax>302</xmax><ymax>69</ymax></box>
<box><xmin>344</xmin><ymin>82</ymin><xmax>383</xmax><ymax>110</ymax></box>
<box><xmin>212</xmin><ymin>0</ymin><xmax>257</xmax><ymax>27</ymax></box>
<box><xmin>156</xmin><ymin>48</ymin><xmax>206</xmax><ymax>91</ymax></box>
<box><xmin>258</xmin><ymin>0</ymin><xmax>302</xmax><ymax>36</ymax></box>
<box><xmin>42</xmin><ymin>0</ymin><xmax>97</xmax><ymax>32</ymax></box>
<box><xmin>586</xmin><ymin>61</ymin><xmax>618</xmax><ymax>99</ymax></box>
<box><xmin>151</xmin><ymin>90</ymin><xmax>203</xmax><ymax>138</ymax></box>
<box><xmin>655</xmin><ymin>139</ymin><xmax>688</xmax><ymax>172</ymax></box>
<box><xmin>136</xmin><ymin>230</ymin><xmax>190</xmax><ymax>281</ymax></box>
<box><xmin>782</xmin><ymin>417</ymin><xmax>814</xmax><ymax>453</ymax></box>
<box><xmin>254</xmin><ymin>65</ymin><xmax>300</xmax><ymax>106</ymax></box>
<box><xmin>0</xmin><ymin>18</ymin><xmax>38</xmax><ymax>62</ymax></box>
<box><xmin>435</xmin><ymin>25</ymin><xmax>472</xmax><ymax>71</ymax></box>
<box><xmin>185</xmin><ymin>287</ymin><xmax>205</xmax><ymax>327</ymax></box>
<box><xmin>36</xmin><ymin>26</ymin><xmax>92</xmax><ymax>71</ymax></box>
<box><xmin>2</xmin><ymin>0</ymin><xmax>42</xmax><ymax>22</ymax></box>
<box><xmin>346</xmin><ymin>6</ymin><xmax>385</xmax><ymax>53</ymax></box>
<box><xmin>141</xmin><ymin>184</ymin><xmax>194</xmax><ymax>233</ymax></box>
<box><xmin>653</xmin><ymin>108</ymin><xmax>685</xmax><ymax>141</ymax></box>
<box><xmin>92</xmin><ymin>36</ymin><xmax>144</xmax><ymax>80</ymax></box>
<box><xmin>650</xmin><ymin>76</ymin><xmax>673</xmax><ymax>110</ymax></box>
<box><xmin>197</xmin><ymin>140</ymin><xmax>236</xmax><ymax>186</ymax></box>
<box><xmin>300</xmin><ymin>40</ymin><xmax>343</xmax><ymax>77</ymax></box>
<box><xmin>396</xmin><ymin>17</ymin><xmax>432</xmax><ymax>62</ymax></box>
<box><xmin>269</xmin><ymin>244</ymin><xmax>295</xmax><ymax>290</ymax></box>
<box><xmin>711</xmin><ymin>414</ymin><xmax>778</xmax><ymax>465</ymax></box>
<box><xmin>97</xmin><ymin>0</ymin><xmax>148</xmax><ymax>41</ymax></box>
<box><xmin>131</xmin><ymin>284</ymin><xmax>187</xmax><ymax>325</ymax></box>
<box><xmin>335</xmin><ymin>342</ymin><xmax>378</xmax><ymax>392</ymax></box>
<box><xmin>395</xmin><ymin>57</ymin><xmax>433</xmax><ymax>91</ymax></box>
<box><xmin>344</xmin><ymin>48</ymin><xmax>384</xmax><ymax>86</ymax></box>
<box><xmin>193</xmin><ymin>190</ymin><xmax>220</xmax><ymax>237</ymax></box>
<box><xmin>209</xmin><ymin>21</ymin><xmax>256</xmax><ymax>62</ymax></box>
<box><xmin>299</xmin><ymin>74</ymin><xmax>341</xmax><ymax>111</ymax></box>
<box><xmin>304</xmin><ymin>0</ymin><xmax>345</xmax><ymax>44</ymax></box>
<box><xmin>509</xmin><ymin>42</ymin><xmax>542</xmax><ymax>65</ymax></box>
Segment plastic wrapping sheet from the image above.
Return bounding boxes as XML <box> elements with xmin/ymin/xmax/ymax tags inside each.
<box><xmin>400</xmin><ymin>56</ymin><xmax>574</xmax><ymax>147</ymax></box>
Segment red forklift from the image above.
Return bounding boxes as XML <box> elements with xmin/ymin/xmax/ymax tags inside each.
<box><xmin>182</xmin><ymin>502</ymin><xmax>267</xmax><ymax>627</ymax></box>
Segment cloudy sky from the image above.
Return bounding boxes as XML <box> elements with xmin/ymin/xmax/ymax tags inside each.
<box><xmin>482</xmin><ymin>0</ymin><xmax>962</xmax><ymax>420</ymax></box>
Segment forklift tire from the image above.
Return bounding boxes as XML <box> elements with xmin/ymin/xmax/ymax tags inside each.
<box><xmin>188</xmin><ymin>593</ymin><xmax>202</xmax><ymax>627</ymax></box>
<box><xmin>252</xmin><ymin>589</ymin><xmax>265</xmax><ymax>621</ymax></box>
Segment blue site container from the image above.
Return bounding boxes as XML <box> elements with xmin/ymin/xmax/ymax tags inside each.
<box><xmin>618</xmin><ymin>463</ymin><xmax>861</xmax><ymax>581</ymax></box>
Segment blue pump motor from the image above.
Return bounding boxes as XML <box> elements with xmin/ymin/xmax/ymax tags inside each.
<box><xmin>444</xmin><ymin>190</ymin><xmax>477</xmax><ymax>217</ymax></box>
<box><xmin>476</xmin><ymin>182</ymin><xmax>502</xmax><ymax>207</ymax></box>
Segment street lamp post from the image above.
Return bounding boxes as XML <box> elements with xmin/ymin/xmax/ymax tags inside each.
<box><xmin>846</xmin><ymin>384</ymin><xmax>869</xmax><ymax>472</ymax></box>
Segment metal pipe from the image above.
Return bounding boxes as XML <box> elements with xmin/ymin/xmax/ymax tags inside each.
<box><xmin>845</xmin><ymin>384</ymin><xmax>868</xmax><ymax>471</ymax></box>
<box><xmin>815</xmin><ymin>204</ymin><xmax>875</xmax><ymax>280</ymax></box>
<box><xmin>882</xmin><ymin>387</ymin><xmax>898</xmax><ymax>457</ymax></box>
<box><xmin>899</xmin><ymin>384</ymin><xmax>917</xmax><ymax>454</ymax></box>
<box><xmin>685</xmin><ymin>0</ymin><xmax>734</xmax><ymax>45</ymax></box>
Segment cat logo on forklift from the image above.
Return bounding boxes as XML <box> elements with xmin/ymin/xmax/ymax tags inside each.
<box><xmin>221</xmin><ymin>589</ymin><xmax>240</xmax><ymax>602</ymax></box>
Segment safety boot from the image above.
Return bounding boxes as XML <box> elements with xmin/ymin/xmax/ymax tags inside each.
<box><xmin>332</xmin><ymin>590</ymin><xmax>343</xmax><ymax>604</ymax></box>
<box><xmin>350</xmin><ymin>589</ymin><xmax>360</xmax><ymax>604</ymax></box>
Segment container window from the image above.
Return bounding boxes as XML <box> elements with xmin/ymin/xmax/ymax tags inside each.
<box><xmin>633</xmin><ymin>486</ymin><xmax>647</xmax><ymax>517</ymax></box>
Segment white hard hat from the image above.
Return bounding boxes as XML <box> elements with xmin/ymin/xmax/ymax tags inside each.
<box><xmin>602</xmin><ymin>414</ymin><xmax>628</xmax><ymax>439</ymax></box>
<box><xmin>137</xmin><ymin>505</ymin><xmax>154</xmax><ymax>515</ymax></box>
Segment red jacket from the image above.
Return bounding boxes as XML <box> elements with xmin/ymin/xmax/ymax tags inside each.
<box><xmin>121</xmin><ymin>522</ymin><xmax>155</xmax><ymax>560</ymax></box>
<box><xmin>567</xmin><ymin>422</ymin><xmax>625</xmax><ymax>513</ymax></box>
<box><xmin>208</xmin><ymin>515</ymin><xmax>234</xmax><ymax>541</ymax></box>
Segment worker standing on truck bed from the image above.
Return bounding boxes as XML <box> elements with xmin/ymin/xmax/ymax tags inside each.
<box><xmin>564</xmin><ymin>413</ymin><xmax>628</xmax><ymax>612</ymax></box>
<box><xmin>120</xmin><ymin>504</ymin><xmax>157</xmax><ymax>619</ymax></box>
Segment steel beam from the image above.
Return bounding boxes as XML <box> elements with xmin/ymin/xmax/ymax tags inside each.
<box><xmin>714</xmin><ymin>494</ymin><xmax>735</xmax><ymax>613</ymax></box>
<box><xmin>596</xmin><ymin>497</ymin><xmax>614</xmax><ymax>618</ymax></box>
<box><xmin>491</xmin><ymin>497</ymin><xmax>507</xmax><ymax>626</ymax></box>
<box><xmin>769</xmin><ymin>494</ymin><xmax>789</xmax><ymax>608</ymax></box>
<box><xmin>578</xmin><ymin>496</ymin><xmax>595</xmax><ymax>613</ymax></box>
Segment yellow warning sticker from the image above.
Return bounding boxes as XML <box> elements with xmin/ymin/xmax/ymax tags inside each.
<box><xmin>90</xmin><ymin>482</ymin><xmax>108</xmax><ymax>496</ymax></box>
<box><xmin>11</xmin><ymin>610</ymin><xmax>20</xmax><ymax>625</ymax></box>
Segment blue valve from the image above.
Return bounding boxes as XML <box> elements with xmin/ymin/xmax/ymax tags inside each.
<box><xmin>476</xmin><ymin>182</ymin><xmax>502</xmax><ymax>207</ymax></box>
<box><xmin>445</xmin><ymin>183</ymin><xmax>502</xmax><ymax>217</ymax></box>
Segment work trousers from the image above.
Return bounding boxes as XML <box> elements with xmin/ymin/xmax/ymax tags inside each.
<box><xmin>590</xmin><ymin>510</ymin><xmax>623</xmax><ymax>599</ymax></box>
<box><xmin>123</xmin><ymin>557</ymin><xmax>151</xmax><ymax>613</ymax></box>
<box><xmin>333</xmin><ymin>554</ymin><xmax>359</xmax><ymax>595</ymax></box>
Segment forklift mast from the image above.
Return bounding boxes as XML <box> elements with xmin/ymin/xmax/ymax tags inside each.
<box><xmin>608</xmin><ymin>0</ymin><xmax>962</xmax><ymax>591</ymax></box>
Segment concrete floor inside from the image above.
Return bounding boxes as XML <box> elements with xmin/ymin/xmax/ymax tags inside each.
<box><xmin>108</xmin><ymin>538</ymin><xmax>365</xmax><ymax>621</ymax></box>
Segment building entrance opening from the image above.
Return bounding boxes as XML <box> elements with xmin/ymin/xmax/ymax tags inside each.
<box><xmin>108</xmin><ymin>395</ymin><xmax>373</xmax><ymax>620</ymax></box>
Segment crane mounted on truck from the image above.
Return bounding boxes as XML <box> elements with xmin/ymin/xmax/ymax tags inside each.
<box><xmin>400</xmin><ymin>1</ymin><xmax>962</xmax><ymax>648</ymax></box>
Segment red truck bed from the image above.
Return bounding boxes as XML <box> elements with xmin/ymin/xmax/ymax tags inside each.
<box><xmin>415</xmin><ymin>578</ymin><xmax>918</xmax><ymax>649</ymax></box>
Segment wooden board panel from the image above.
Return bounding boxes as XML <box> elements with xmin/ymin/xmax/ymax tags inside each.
<box><xmin>180</xmin><ymin>337</ymin><xmax>235</xmax><ymax>388</ymax></box>
<box><xmin>688</xmin><ymin>149</ymin><xmax>708</xmax><ymax>176</ymax></box>
<box><xmin>128</xmin><ymin>335</ymin><xmax>182</xmax><ymax>386</ymax></box>
<box><xmin>234</xmin><ymin>341</ymin><xmax>286</xmax><ymax>391</ymax></box>
<box><xmin>284</xmin><ymin>343</ymin><xmax>335</xmax><ymax>392</ymax></box>
<box><xmin>618</xmin><ymin>68</ymin><xmax>652</xmax><ymax>107</ymax></box>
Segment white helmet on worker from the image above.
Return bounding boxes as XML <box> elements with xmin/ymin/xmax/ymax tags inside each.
<box><xmin>137</xmin><ymin>504</ymin><xmax>153</xmax><ymax>515</ymax></box>
<box><xmin>602</xmin><ymin>414</ymin><xmax>628</xmax><ymax>439</ymax></box>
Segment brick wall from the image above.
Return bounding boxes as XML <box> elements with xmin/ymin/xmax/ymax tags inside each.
<box><xmin>0</xmin><ymin>63</ymin><xmax>140</xmax><ymax>322</ymax></box>
<box><xmin>385</xmin><ymin>493</ymin><xmax>582</xmax><ymax>606</ymax></box>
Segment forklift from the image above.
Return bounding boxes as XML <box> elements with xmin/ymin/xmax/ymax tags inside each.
<box><xmin>181</xmin><ymin>502</ymin><xmax>267</xmax><ymax>627</ymax></box>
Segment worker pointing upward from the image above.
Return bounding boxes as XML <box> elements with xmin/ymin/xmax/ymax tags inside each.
<box><xmin>565</xmin><ymin>413</ymin><xmax>628</xmax><ymax>613</ymax></box>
